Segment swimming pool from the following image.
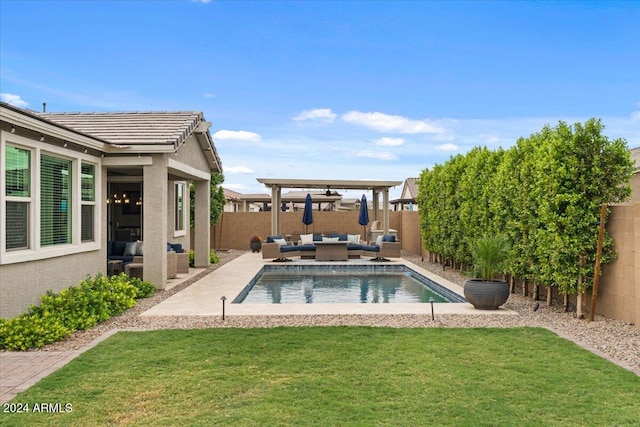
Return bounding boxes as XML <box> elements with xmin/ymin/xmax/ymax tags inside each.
<box><xmin>233</xmin><ymin>265</ymin><xmax>466</xmax><ymax>304</ymax></box>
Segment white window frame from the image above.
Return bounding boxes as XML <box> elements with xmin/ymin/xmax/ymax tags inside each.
<box><xmin>80</xmin><ymin>162</ymin><xmax>96</xmax><ymax>243</ymax></box>
<box><xmin>173</xmin><ymin>181</ymin><xmax>187</xmax><ymax>237</ymax></box>
<box><xmin>4</xmin><ymin>142</ymin><xmax>33</xmax><ymax>251</ymax></box>
<box><xmin>0</xmin><ymin>131</ymin><xmax>101</xmax><ymax>265</ymax></box>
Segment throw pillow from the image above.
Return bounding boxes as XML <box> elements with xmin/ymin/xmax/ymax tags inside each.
<box><xmin>135</xmin><ymin>241</ymin><xmax>144</xmax><ymax>256</ymax></box>
<box><xmin>375</xmin><ymin>235</ymin><xmax>384</xmax><ymax>246</ymax></box>
<box><xmin>322</xmin><ymin>237</ymin><xmax>340</xmax><ymax>242</ymax></box>
<box><xmin>124</xmin><ymin>241</ymin><xmax>138</xmax><ymax>256</ymax></box>
<box><xmin>300</xmin><ymin>233</ymin><xmax>314</xmax><ymax>244</ymax></box>
<box><xmin>273</xmin><ymin>238</ymin><xmax>287</xmax><ymax>246</ymax></box>
<box><xmin>347</xmin><ymin>234</ymin><xmax>360</xmax><ymax>244</ymax></box>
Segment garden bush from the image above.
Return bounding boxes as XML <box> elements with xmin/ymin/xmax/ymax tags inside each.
<box><xmin>0</xmin><ymin>274</ymin><xmax>155</xmax><ymax>351</ymax></box>
<box><xmin>188</xmin><ymin>249</ymin><xmax>219</xmax><ymax>267</ymax></box>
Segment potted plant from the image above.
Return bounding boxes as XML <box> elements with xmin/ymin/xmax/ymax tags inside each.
<box><xmin>463</xmin><ymin>233</ymin><xmax>511</xmax><ymax>310</ymax></box>
<box><xmin>250</xmin><ymin>235</ymin><xmax>262</xmax><ymax>252</ymax></box>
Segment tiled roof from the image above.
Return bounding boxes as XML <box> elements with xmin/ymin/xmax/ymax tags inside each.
<box><xmin>223</xmin><ymin>188</ymin><xmax>243</xmax><ymax>201</ymax></box>
<box><xmin>631</xmin><ymin>147</ymin><xmax>640</xmax><ymax>172</ymax></box>
<box><xmin>405</xmin><ymin>178</ymin><xmax>418</xmax><ymax>198</ymax></box>
<box><xmin>38</xmin><ymin>110</ymin><xmax>204</xmax><ymax>147</ymax></box>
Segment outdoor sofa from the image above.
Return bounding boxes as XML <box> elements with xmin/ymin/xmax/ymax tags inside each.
<box><xmin>108</xmin><ymin>240</ymin><xmax>188</xmax><ymax>275</ymax></box>
<box><xmin>261</xmin><ymin>233</ymin><xmax>400</xmax><ymax>261</ymax></box>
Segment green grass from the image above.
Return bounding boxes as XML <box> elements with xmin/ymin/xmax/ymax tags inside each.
<box><xmin>4</xmin><ymin>327</ymin><xmax>639</xmax><ymax>426</ymax></box>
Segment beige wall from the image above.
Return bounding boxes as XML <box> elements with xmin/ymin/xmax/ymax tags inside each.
<box><xmin>0</xmin><ymin>250</ymin><xmax>105</xmax><ymax>318</ymax></box>
<box><xmin>631</xmin><ymin>173</ymin><xmax>639</xmax><ymax>202</ymax></box>
<box><xmin>598</xmin><ymin>203</ymin><xmax>639</xmax><ymax>326</ymax></box>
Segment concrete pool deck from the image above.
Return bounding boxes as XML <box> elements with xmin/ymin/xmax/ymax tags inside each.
<box><xmin>141</xmin><ymin>252</ymin><xmax>517</xmax><ymax>317</ymax></box>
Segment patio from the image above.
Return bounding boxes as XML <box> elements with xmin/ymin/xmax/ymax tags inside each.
<box><xmin>140</xmin><ymin>252</ymin><xmax>517</xmax><ymax>317</ymax></box>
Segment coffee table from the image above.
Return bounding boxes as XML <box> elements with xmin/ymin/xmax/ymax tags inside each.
<box><xmin>314</xmin><ymin>241</ymin><xmax>349</xmax><ymax>261</ymax></box>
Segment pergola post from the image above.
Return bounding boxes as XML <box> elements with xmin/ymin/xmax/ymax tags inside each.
<box><xmin>271</xmin><ymin>185</ymin><xmax>280</xmax><ymax>236</ymax></box>
<box><xmin>382</xmin><ymin>188</ymin><xmax>390</xmax><ymax>234</ymax></box>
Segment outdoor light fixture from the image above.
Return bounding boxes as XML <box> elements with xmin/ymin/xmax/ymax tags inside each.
<box><xmin>40</xmin><ymin>134</ymin><xmax>45</xmax><ymax>142</ymax></box>
<box><xmin>11</xmin><ymin>125</ymin><xmax>16</xmax><ymax>133</ymax></box>
<box><xmin>221</xmin><ymin>296</ymin><xmax>227</xmax><ymax>320</ymax></box>
<box><xmin>83</xmin><ymin>148</ymin><xmax>88</xmax><ymax>154</ymax></box>
<box><xmin>429</xmin><ymin>297</ymin><xmax>435</xmax><ymax>321</ymax></box>
<box><xmin>325</xmin><ymin>187</ymin><xmax>331</xmax><ymax>197</ymax></box>
<box><xmin>63</xmin><ymin>142</ymin><xmax>68</xmax><ymax>148</ymax></box>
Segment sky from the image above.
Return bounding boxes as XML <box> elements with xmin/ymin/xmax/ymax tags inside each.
<box><xmin>1</xmin><ymin>0</ymin><xmax>639</xmax><ymax>199</ymax></box>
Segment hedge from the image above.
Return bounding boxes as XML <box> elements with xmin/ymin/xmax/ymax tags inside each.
<box><xmin>0</xmin><ymin>273</ymin><xmax>155</xmax><ymax>351</ymax></box>
<box><xmin>418</xmin><ymin>119</ymin><xmax>634</xmax><ymax>295</ymax></box>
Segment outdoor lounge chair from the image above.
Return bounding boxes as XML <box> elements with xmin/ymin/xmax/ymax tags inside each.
<box><xmin>367</xmin><ymin>220</ymin><xmax>398</xmax><ymax>244</ymax></box>
<box><xmin>361</xmin><ymin>235</ymin><xmax>401</xmax><ymax>261</ymax></box>
<box><xmin>262</xmin><ymin>236</ymin><xmax>301</xmax><ymax>261</ymax></box>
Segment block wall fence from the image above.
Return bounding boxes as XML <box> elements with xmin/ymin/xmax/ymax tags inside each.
<box><xmin>203</xmin><ymin>206</ymin><xmax>639</xmax><ymax>329</ymax></box>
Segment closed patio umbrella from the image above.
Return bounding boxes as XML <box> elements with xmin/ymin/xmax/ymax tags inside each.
<box><xmin>302</xmin><ymin>193</ymin><xmax>313</xmax><ymax>234</ymax></box>
<box><xmin>358</xmin><ymin>194</ymin><xmax>369</xmax><ymax>240</ymax></box>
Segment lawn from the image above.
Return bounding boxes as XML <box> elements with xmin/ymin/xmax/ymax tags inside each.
<box><xmin>4</xmin><ymin>327</ymin><xmax>639</xmax><ymax>426</ymax></box>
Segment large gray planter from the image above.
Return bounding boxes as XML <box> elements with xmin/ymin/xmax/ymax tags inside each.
<box><xmin>463</xmin><ymin>279</ymin><xmax>509</xmax><ymax>310</ymax></box>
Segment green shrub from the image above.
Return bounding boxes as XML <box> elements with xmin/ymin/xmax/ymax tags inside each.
<box><xmin>0</xmin><ymin>273</ymin><xmax>156</xmax><ymax>351</ymax></box>
<box><xmin>129</xmin><ymin>277</ymin><xmax>156</xmax><ymax>298</ymax></box>
<box><xmin>0</xmin><ymin>313</ymin><xmax>70</xmax><ymax>351</ymax></box>
<box><xmin>188</xmin><ymin>249</ymin><xmax>219</xmax><ymax>267</ymax></box>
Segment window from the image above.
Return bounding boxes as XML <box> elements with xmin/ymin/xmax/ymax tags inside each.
<box><xmin>40</xmin><ymin>154</ymin><xmax>72</xmax><ymax>246</ymax></box>
<box><xmin>175</xmin><ymin>182</ymin><xmax>185</xmax><ymax>232</ymax></box>
<box><xmin>5</xmin><ymin>145</ymin><xmax>31</xmax><ymax>250</ymax></box>
<box><xmin>81</xmin><ymin>163</ymin><xmax>95</xmax><ymax>242</ymax></box>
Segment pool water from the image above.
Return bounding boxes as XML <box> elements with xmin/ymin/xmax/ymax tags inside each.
<box><xmin>233</xmin><ymin>265</ymin><xmax>465</xmax><ymax>304</ymax></box>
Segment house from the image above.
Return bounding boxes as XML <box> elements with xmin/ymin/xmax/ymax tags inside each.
<box><xmin>390</xmin><ymin>178</ymin><xmax>419</xmax><ymax>211</ymax></box>
<box><xmin>631</xmin><ymin>147</ymin><xmax>639</xmax><ymax>202</ymax></box>
<box><xmin>0</xmin><ymin>102</ymin><xmax>222</xmax><ymax>318</ymax></box>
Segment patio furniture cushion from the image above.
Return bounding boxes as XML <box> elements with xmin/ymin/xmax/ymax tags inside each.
<box><xmin>280</xmin><ymin>245</ymin><xmax>300</xmax><ymax>253</ymax></box>
<box><xmin>266</xmin><ymin>236</ymin><xmax>282</xmax><ymax>243</ymax></box>
<box><xmin>382</xmin><ymin>235</ymin><xmax>396</xmax><ymax>242</ymax></box>
<box><xmin>300</xmin><ymin>234</ymin><xmax>314</xmax><ymax>244</ymax></box>
<box><xmin>124</xmin><ymin>242</ymin><xmax>138</xmax><ymax>256</ymax></box>
<box><xmin>322</xmin><ymin>237</ymin><xmax>340</xmax><ymax>242</ymax></box>
<box><xmin>336</xmin><ymin>234</ymin><xmax>348</xmax><ymax>241</ymax></box>
<box><xmin>347</xmin><ymin>243</ymin><xmax>363</xmax><ymax>250</ymax></box>
<box><xmin>168</xmin><ymin>243</ymin><xmax>184</xmax><ymax>253</ymax></box>
<box><xmin>361</xmin><ymin>244</ymin><xmax>380</xmax><ymax>253</ymax></box>
<box><xmin>375</xmin><ymin>235</ymin><xmax>384</xmax><ymax>246</ymax></box>
<box><xmin>135</xmin><ymin>241</ymin><xmax>144</xmax><ymax>256</ymax></box>
<box><xmin>273</xmin><ymin>238</ymin><xmax>287</xmax><ymax>246</ymax></box>
<box><xmin>111</xmin><ymin>241</ymin><xmax>127</xmax><ymax>256</ymax></box>
<box><xmin>297</xmin><ymin>244</ymin><xmax>317</xmax><ymax>252</ymax></box>
<box><xmin>347</xmin><ymin>234</ymin><xmax>360</xmax><ymax>244</ymax></box>
<box><xmin>313</xmin><ymin>234</ymin><xmax>323</xmax><ymax>242</ymax></box>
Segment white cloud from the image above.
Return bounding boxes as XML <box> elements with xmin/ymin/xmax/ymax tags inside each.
<box><xmin>479</xmin><ymin>134</ymin><xmax>501</xmax><ymax>144</ymax></box>
<box><xmin>203</xmin><ymin>92</ymin><xmax>216</xmax><ymax>98</ymax></box>
<box><xmin>0</xmin><ymin>93</ymin><xmax>28</xmax><ymax>108</ymax></box>
<box><xmin>436</xmin><ymin>143</ymin><xmax>459</xmax><ymax>151</ymax></box>
<box><xmin>355</xmin><ymin>150</ymin><xmax>397</xmax><ymax>160</ymax></box>
<box><xmin>375</xmin><ymin>137</ymin><xmax>404</xmax><ymax>146</ymax></box>
<box><xmin>212</xmin><ymin>130</ymin><xmax>262</xmax><ymax>142</ymax></box>
<box><xmin>632</xmin><ymin>102</ymin><xmax>640</xmax><ymax>121</ymax></box>
<box><xmin>292</xmin><ymin>108</ymin><xmax>337</xmax><ymax>123</ymax></box>
<box><xmin>225</xmin><ymin>166</ymin><xmax>254</xmax><ymax>174</ymax></box>
<box><xmin>342</xmin><ymin>111</ymin><xmax>445</xmax><ymax>134</ymax></box>
<box><xmin>223</xmin><ymin>183</ymin><xmax>250</xmax><ymax>191</ymax></box>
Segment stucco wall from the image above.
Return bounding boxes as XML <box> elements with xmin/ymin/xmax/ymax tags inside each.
<box><xmin>0</xmin><ymin>250</ymin><xmax>105</xmax><ymax>318</ymax></box>
<box><xmin>173</xmin><ymin>134</ymin><xmax>210</xmax><ymax>173</ymax></box>
<box><xmin>598</xmin><ymin>203</ymin><xmax>639</xmax><ymax>326</ymax></box>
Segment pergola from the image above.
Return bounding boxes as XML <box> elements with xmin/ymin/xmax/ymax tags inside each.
<box><xmin>256</xmin><ymin>178</ymin><xmax>403</xmax><ymax>236</ymax></box>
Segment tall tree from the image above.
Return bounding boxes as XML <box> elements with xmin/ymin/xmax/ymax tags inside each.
<box><xmin>190</xmin><ymin>173</ymin><xmax>226</xmax><ymax>229</ymax></box>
